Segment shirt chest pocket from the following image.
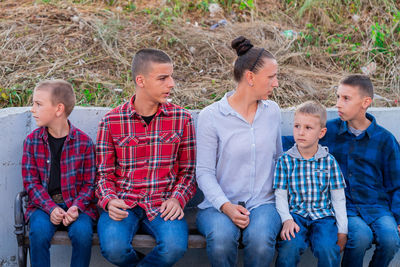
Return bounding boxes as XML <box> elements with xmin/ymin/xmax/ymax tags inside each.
<box><xmin>157</xmin><ymin>132</ymin><xmax>181</xmax><ymax>159</ymax></box>
<box><xmin>114</xmin><ymin>135</ymin><xmax>142</xmax><ymax>167</ymax></box>
<box><xmin>115</xmin><ymin>136</ymin><xmax>140</xmax><ymax>146</ymax></box>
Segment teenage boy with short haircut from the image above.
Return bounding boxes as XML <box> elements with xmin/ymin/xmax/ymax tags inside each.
<box><xmin>22</xmin><ymin>80</ymin><xmax>97</xmax><ymax>267</ymax></box>
<box><xmin>274</xmin><ymin>101</ymin><xmax>347</xmax><ymax>267</ymax></box>
<box><xmin>96</xmin><ymin>48</ymin><xmax>196</xmax><ymax>267</ymax></box>
<box><xmin>322</xmin><ymin>75</ymin><xmax>400</xmax><ymax>267</ymax></box>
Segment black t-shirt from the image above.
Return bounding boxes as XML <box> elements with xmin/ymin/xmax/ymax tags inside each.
<box><xmin>47</xmin><ymin>133</ymin><xmax>67</xmax><ymax>196</ymax></box>
<box><xmin>142</xmin><ymin>113</ymin><xmax>156</xmax><ymax>125</ymax></box>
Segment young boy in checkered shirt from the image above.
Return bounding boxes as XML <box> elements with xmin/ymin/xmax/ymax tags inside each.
<box><xmin>273</xmin><ymin>101</ymin><xmax>347</xmax><ymax>267</ymax></box>
<box><xmin>22</xmin><ymin>80</ymin><xmax>97</xmax><ymax>267</ymax></box>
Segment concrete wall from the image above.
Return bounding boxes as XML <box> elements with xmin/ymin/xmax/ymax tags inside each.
<box><xmin>1</xmin><ymin>106</ymin><xmax>400</xmax><ymax>267</ymax></box>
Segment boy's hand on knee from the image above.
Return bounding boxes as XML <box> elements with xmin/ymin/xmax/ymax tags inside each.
<box><xmin>337</xmin><ymin>233</ymin><xmax>347</xmax><ymax>252</ymax></box>
<box><xmin>107</xmin><ymin>199</ymin><xmax>130</xmax><ymax>221</ymax></box>
<box><xmin>160</xmin><ymin>198</ymin><xmax>184</xmax><ymax>221</ymax></box>
<box><xmin>63</xmin><ymin>206</ymin><xmax>79</xmax><ymax>226</ymax></box>
<box><xmin>280</xmin><ymin>219</ymin><xmax>300</xmax><ymax>241</ymax></box>
<box><xmin>50</xmin><ymin>207</ymin><xmax>66</xmax><ymax>225</ymax></box>
<box><xmin>220</xmin><ymin>202</ymin><xmax>250</xmax><ymax>229</ymax></box>
<box><xmin>397</xmin><ymin>225</ymin><xmax>400</xmax><ymax>235</ymax></box>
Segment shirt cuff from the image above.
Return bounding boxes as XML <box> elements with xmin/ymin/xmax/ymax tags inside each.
<box><xmin>98</xmin><ymin>195</ymin><xmax>118</xmax><ymax>211</ymax></box>
<box><xmin>213</xmin><ymin>196</ymin><xmax>230</xmax><ymax>212</ymax></box>
<box><xmin>47</xmin><ymin>202</ymin><xmax>59</xmax><ymax>215</ymax></box>
<box><xmin>337</xmin><ymin>225</ymin><xmax>348</xmax><ymax>234</ymax></box>
<box><xmin>72</xmin><ymin>199</ymin><xmax>86</xmax><ymax>213</ymax></box>
<box><xmin>280</xmin><ymin>213</ymin><xmax>294</xmax><ymax>223</ymax></box>
<box><xmin>171</xmin><ymin>191</ymin><xmax>186</xmax><ymax>208</ymax></box>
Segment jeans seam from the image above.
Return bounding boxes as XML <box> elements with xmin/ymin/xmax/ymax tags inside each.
<box><xmin>141</xmin><ymin>219</ymin><xmax>159</xmax><ymax>244</ymax></box>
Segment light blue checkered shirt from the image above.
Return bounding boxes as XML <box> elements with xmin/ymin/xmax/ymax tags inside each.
<box><xmin>273</xmin><ymin>144</ymin><xmax>346</xmax><ymax>220</ymax></box>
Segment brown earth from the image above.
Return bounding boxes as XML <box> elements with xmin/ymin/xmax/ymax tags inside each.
<box><xmin>0</xmin><ymin>0</ymin><xmax>399</xmax><ymax>109</ymax></box>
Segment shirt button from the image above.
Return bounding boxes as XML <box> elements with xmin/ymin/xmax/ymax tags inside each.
<box><xmin>349</xmin><ymin>173</ymin><xmax>352</xmax><ymax>177</ymax></box>
<box><xmin>47</xmin><ymin>160</ymin><xmax>50</xmax><ymax>164</ymax></box>
<box><xmin>143</xmin><ymin>124</ymin><xmax>147</xmax><ymax>127</ymax></box>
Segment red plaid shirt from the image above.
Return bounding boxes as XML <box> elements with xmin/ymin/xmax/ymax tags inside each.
<box><xmin>22</xmin><ymin>123</ymin><xmax>98</xmax><ymax>220</ymax></box>
<box><xmin>95</xmin><ymin>96</ymin><xmax>196</xmax><ymax>220</ymax></box>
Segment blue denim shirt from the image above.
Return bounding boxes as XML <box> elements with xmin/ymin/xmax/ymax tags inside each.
<box><xmin>196</xmin><ymin>91</ymin><xmax>283</xmax><ymax>211</ymax></box>
<box><xmin>283</xmin><ymin>113</ymin><xmax>400</xmax><ymax>224</ymax></box>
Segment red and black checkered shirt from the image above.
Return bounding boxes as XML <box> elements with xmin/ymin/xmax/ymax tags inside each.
<box><xmin>22</xmin><ymin>123</ymin><xmax>98</xmax><ymax>221</ymax></box>
<box><xmin>95</xmin><ymin>96</ymin><xmax>196</xmax><ymax>220</ymax></box>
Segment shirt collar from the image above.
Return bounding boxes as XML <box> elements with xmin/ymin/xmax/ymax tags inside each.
<box><xmin>39</xmin><ymin>120</ymin><xmax>76</xmax><ymax>143</ymax></box>
<box><xmin>287</xmin><ymin>144</ymin><xmax>329</xmax><ymax>160</ymax></box>
<box><xmin>338</xmin><ymin>113</ymin><xmax>376</xmax><ymax>138</ymax></box>
<box><xmin>128</xmin><ymin>95</ymin><xmax>170</xmax><ymax>118</ymax></box>
<box><xmin>218</xmin><ymin>91</ymin><xmax>269</xmax><ymax>116</ymax></box>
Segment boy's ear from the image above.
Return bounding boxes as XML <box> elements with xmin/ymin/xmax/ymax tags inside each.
<box><xmin>362</xmin><ymin>96</ymin><xmax>373</xmax><ymax>109</ymax></box>
<box><xmin>55</xmin><ymin>103</ymin><xmax>65</xmax><ymax>117</ymax></box>
<box><xmin>319</xmin><ymin>127</ymin><xmax>327</xmax><ymax>139</ymax></box>
<box><xmin>135</xmin><ymin>74</ymin><xmax>145</xmax><ymax>88</ymax></box>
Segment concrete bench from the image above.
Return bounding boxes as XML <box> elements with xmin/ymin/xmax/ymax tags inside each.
<box><xmin>3</xmin><ymin>106</ymin><xmax>400</xmax><ymax>266</ymax></box>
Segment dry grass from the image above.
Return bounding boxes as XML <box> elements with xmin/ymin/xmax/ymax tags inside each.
<box><xmin>0</xmin><ymin>0</ymin><xmax>399</xmax><ymax>109</ymax></box>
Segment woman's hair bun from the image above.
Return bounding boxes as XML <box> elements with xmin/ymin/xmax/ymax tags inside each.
<box><xmin>231</xmin><ymin>36</ymin><xmax>253</xmax><ymax>56</ymax></box>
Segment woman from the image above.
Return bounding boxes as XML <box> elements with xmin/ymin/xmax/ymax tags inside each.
<box><xmin>196</xmin><ymin>36</ymin><xmax>282</xmax><ymax>267</ymax></box>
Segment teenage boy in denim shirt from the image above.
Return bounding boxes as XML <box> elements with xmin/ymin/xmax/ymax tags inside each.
<box><xmin>325</xmin><ymin>75</ymin><xmax>400</xmax><ymax>267</ymax></box>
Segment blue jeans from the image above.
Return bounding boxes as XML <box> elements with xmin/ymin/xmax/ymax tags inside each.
<box><xmin>276</xmin><ymin>213</ymin><xmax>340</xmax><ymax>267</ymax></box>
<box><xmin>342</xmin><ymin>215</ymin><xmax>400</xmax><ymax>267</ymax></box>
<box><xmin>197</xmin><ymin>203</ymin><xmax>281</xmax><ymax>267</ymax></box>
<box><xmin>29</xmin><ymin>204</ymin><xmax>94</xmax><ymax>267</ymax></box>
<box><xmin>97</xmin><ymin>206</ymin><xmax>188</xmax><ymax>267</ymax></box>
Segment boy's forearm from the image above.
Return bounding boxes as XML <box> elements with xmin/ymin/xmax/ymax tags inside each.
<box><xmin>96</xmin><ymin>175</ymin><xmax>119</xmax><ymax>210</ymax></box>
<box><xmin>331</xmin><ymin>188</ymin><xmax>348</xmax><ymax>234</ymax></box>
<box><xmin>95</xmin><ymin>142</ymin><xmax>124</xmax><ymax>210</ymax></box>
<box><xmin>171</xmin><ymin>170</ymin><xmax>196</xmax><ymax>208</ymax></box>
<box><xmin>72</xmin><ymin>144</ymin><xmax>97</xmax><ymax>211</ymax></box>
<box><xmin>173</xmin><ymin>148</ymin><xmax>196</xmax><ymax>207</ymax></box>
<box><xmin>275</xmin><ymin>189</ymin><xmax>293</xmax><ymax>223</ymax></box>
<box><xmin>171</xmin><ymin>118</ymin><xmax>197</xmax><ymax>207</ymax></box>
<box><xmin>22</xmin><ymin>142</ymin><xmax>57</xmax><ymax>214</ymax></box>
<box><xmin>72</xmin><ymin>182</ymin><xmax>95</xmax><ymax>211</ymax></box>
<box><xmin>387</xmin><ymin>148</ymin><xmax>400</xmax><ymax>224</ymax></box>
<box><xmin>24</xmin><ymin>181</ymin><xmax>57</xmax><ymax>214</ymax></box>
<box><xmin>95</xmin><ymin>117</ymin><xmax>119</xmax><ymax>193</ymax></box>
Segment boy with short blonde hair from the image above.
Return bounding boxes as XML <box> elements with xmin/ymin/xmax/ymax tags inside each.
<box><xmin>22</xmin><ymin>79</ymin><xmax>97</xmax><ymax>267</ymax></box>
<box><xmin>274</xmin><ymin>101</ymin><xmax>347</xmax><ymax>267</ymax></box>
